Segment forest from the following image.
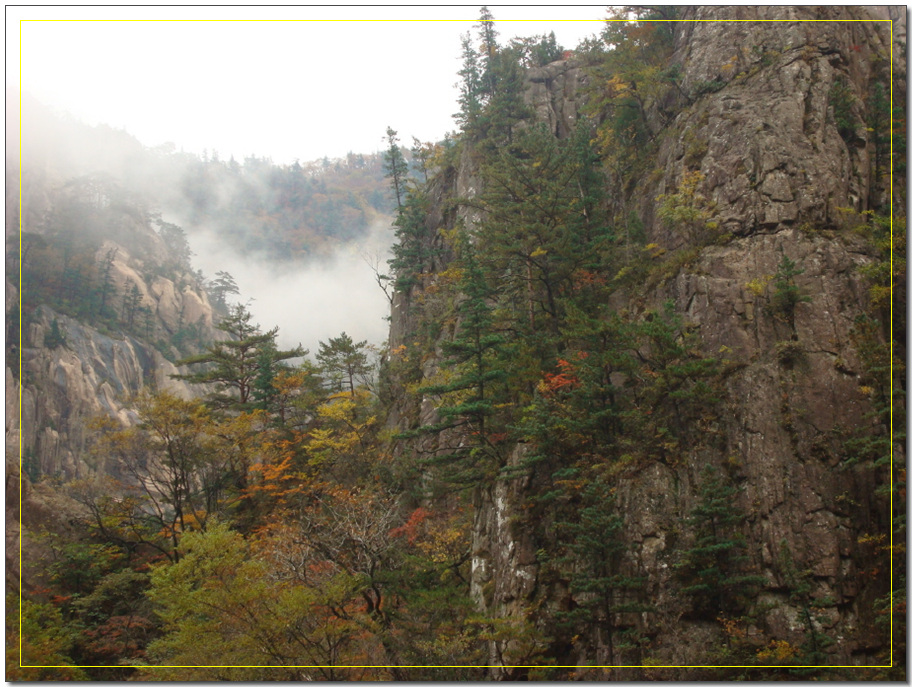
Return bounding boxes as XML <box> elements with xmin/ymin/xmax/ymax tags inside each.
<box><xmin>8</xmin><ymin>6</ymin><xmax>906</xmax><ymax>681</ymax></box>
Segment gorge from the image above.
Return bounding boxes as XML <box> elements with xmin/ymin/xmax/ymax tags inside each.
<box><xmin>7</xmin><ymin>6</ymin><xmax>906</xmax><ymax>680</ymax></box>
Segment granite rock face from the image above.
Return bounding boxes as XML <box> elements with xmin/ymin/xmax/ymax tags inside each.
<box><xmin>17</xmin><ymin>302</ymin><xmax>204</xmax><ymax>480</ymax></box>
<box><xmin>388</xmin><ymin>7</ymin><xmax>902</xmax><ymax>671</ymax></box>
<box><xmin>640</xmin><ymin>5</ymin><xmax>902</xmax><ymax>249</ymax></box>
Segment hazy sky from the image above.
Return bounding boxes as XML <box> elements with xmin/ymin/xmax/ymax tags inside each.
<box><xmin>9</xmin><ymin>6</ymin><xmax>609</xmax><ymax>353</ymax></box>
<box><xmin>10</xmin><ymin>5</ymin><xmax>606</xmax><ymax>165</ymax></box>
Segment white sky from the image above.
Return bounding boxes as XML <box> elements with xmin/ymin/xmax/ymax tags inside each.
<box><xmin>9</xmin><ymin>5</ymin><xmax>607</xmax><ymax>165</ymax></box>
<box><xmin>7</xmin><ymin>6</ymin><xmax>610</xmax><ymax>352</ymax></box>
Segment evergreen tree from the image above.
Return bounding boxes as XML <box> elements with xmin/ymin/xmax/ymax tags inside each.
<box><xmin>45</xmin><ymin>318</ymin><xmax>68</xmax><ymax>349</ymax></box>
<box><xmin>483</xmin><ymin>44</ymin><xmax>531</xmax><ymax>145</ymax></box>
<box><xmin>316</xmin><ymin>332</ymin><xmax>372</xmax><ymax>397</ymax></box>
<box><xmin>96</xmin><ymin>248</ymin><xmax>118</xmax><ymax>318</ymax></box>
<box><xmin>121</xmin><ymin>283</ymin><xmax>143</xmax><ymax>328</ymax></box>
<box><xmin>476</xmin><ymin>6</ymin><xmax>499</xmax><ymax>101</ymax></box>
<box><xmin>155</xmin><ymin>218</ymin><xmax>193</xmax><ymax>270</ymax></box>
<box><xmin>388</xmin><ymin>188</ymin><xmax>431</xmax><ymax>293</ymax></box>
<box><xmin>455</xmin><ymin>32</ymin><xmax>484</xmax><ymax>130</ymax></box>
<box><xmin>208</xmin><ymin>270</ymin><xmax>240</xmax><ymax>312</ymax></box>
<box><xmin>555</xmin><ymin>480</ymin><xmax>647</xmax><ymax>667</ymax></box>
<box><xmin>383</xmin><ymin>127</ymin><xmax>409</xmax><ymax>211</ymax></box>
<box><xmin>675</xmin><ymin>466</ymin><xmax>764</xmax><ymax>616</ymax></box>
<box><xmin>251</xmin><ymin>337</ymin><xmax>282</xmax><ymax>415</ymax></box>
<box><xmin>174</xmin><ymin>303</ymin><xmax>303</xmax><ymax>412</ymax></box>
<box><xmin>409</xmin><ymin>231</ymin><xmax>508</xmax><ymax>484</ymax></box>
<box><xmin>768</xmin><ymin>254</ymin><xmax>810</xmax><ymax>331</ymax></box>
<box><xmin>479</xmin><ymin>122</ymin><xmax>611</xmax><ymax>337</ymax></box>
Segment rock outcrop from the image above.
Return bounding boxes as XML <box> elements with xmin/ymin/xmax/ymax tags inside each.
<box><xmin>17</xmin><ymin>303</ymin><xmax>204</xmax><ymax>479</ymax></box>
<box><xmin>9</xmin><ymin>143</ymin><xmax>224</xmax><ymax>479</ymax></box>
<box><xmin>388</xmin><ymin>6</ymin><xmax>902</xmax><ymax>673</ymax></box>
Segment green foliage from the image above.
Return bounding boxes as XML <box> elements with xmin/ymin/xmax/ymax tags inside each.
<box><xmin>74</xmin><ymin>390</ymin><xmax>242</xmax><ymax>561</ymax></box>
<box><xmin>456</xmin><ymin>33</ymin><xmax>484</xmax><ymax>129</ymax></box>
<box><xmin>207</xmin><ymin>270</ymin><xmax>240</xmax><ymax>313</ymax></box>
<box><xmin>7</xmin><ymin>594</ymin><xmax>87</xmax><ymax>681</ymax></box>
<box><xmin>866</xmin><ymin>75</ymin><xmax>892</xmax><ymax>186</ymax></box>
<box><xmin>175</xmin><ymin>303</ymin><xmax>303</xmax><ymax>412</ymax></box>
<box><xmin>409</xmin><ymin>232</ymin><xmax>509</xmax><ymax>485</ymax></box>
<box><xmin>43</xmin><ymin>533</ymin><xmax>127</xmax><ymax>598</ymax></box>
<box><xmin>316</xmin><ymin>332</ymin><xmax>373</xmax><ymax>397</ymax></box>
<box><xmin>656</xmin><ymin>170</ymin><xmax>717</xmax><ymax>244</ymax></box>
<box><xmin>675</xmin><ymin>466</ymin><xmax>764</xmax><ymax>616</ymax></box>
<box><xmin>842</xmin><ymin>209</ymin><xmax>906</xmax><ymax>679</ymax></box>
<box><xmin>95</xmin><ymin>248</ymin><xmax>118</xmax><ymax>319</ymax></box>
<box><xmin>455</xmin><ymin>7</ymin><xmax>533</xmax><ymax>147</ymax></box>
<box><xmin>508</xmin><ymin>31</ymin><xmax>564</xmax><ymax>68</ymax></box>
<box><xmin>476</xmin><ymin>6</ymin><xmax>499</xmax><ymax>101</ymax></box>
<box><xmin>767</xmin><ymin>255</ymin><xmax>811</xmax><ymax>329</ymax></box>
<box><xmin>45</xmin><ymin>318</ymin><xmax>68</xmax><ymax>349</ymax></box>
<box><xmin>22</xmin><ymin>16</ymin><xmax>903</xmax><ymax>677</ymax></box>
<box><xmin>582</xmin><ymin>8</ymin><xmax>679</xmax><ymax>181</ymax></box>
<box><xmin>553</xmin><ymin>479</ymin><xmax>648</xmax><ymax>666</ymax></box>
<box><xmin>829</xmin><ymin>76</ymin><xmax>857</xmax><ymax>141</ymax></box>
<box><xmin>383</xmin><ymin>127</ymin><xmax>410</xmax><ymax>211</ymax></box>
<box><xmin>388</xmin><ymin>186</ymin><xmax>433</xmax><ymax>293</ymax></box>
<box><xmin>145</xmin><ymin>522</ymin><xmax>353</xmax><ymax>679</ymax></box>
<box><xmin>154</xmin><ymin>218</ymin><xmax>193</xmax><ymax>271</ymax></box>
<box><xmin>477</xmin><ymin>120</ymin><xmax>614</xmax><ymax>338</ymax></box>
<box><xmin>692</xmin><ymin>77</ymin><xmax>726</xmax><ymax>97</ymax></box>
<box><xmin>892</xmin><ymin>99</ymin><xmax>907</xmax><ymax>182</ymax></box>
<box><xmin>776</xmin><ymin>542</ymin><xmax>840</xmax><ymax>675</ymax></box>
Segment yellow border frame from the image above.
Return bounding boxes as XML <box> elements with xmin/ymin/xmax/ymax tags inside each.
<box><xmin>15</xmin><ymin>12</ymin><xmax>899</xmax><ymax>675</ymax></box>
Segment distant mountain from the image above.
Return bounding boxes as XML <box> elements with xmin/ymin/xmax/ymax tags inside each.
<box><xmin>12</xmin><ymin>92</ymin><xmax>397</xmax><ymax>264</ymax></box>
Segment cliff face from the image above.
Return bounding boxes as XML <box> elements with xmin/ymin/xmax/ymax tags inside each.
<box><xmin>389</xmin><ymin>7</ymin><xmax>903</xmax><ymax>674</ymax></box>
<box><xmin>10</xmin><ymin>235</ymin><xmax>220</xmax><ymax>480</ymax></box>
<box><xmin>16</xmin><ymin>303</ymin><xmax>204</xmax><ymax>479</ymax></box>
<box><xmin>642</xmin><ymin>5</ymin><xmax>902</xmax><ymax>245</ymax></box>
<box><xmin>7</xmin><ymin>129</ymin><xmax>227</xmax><ymax>590</ymax></box>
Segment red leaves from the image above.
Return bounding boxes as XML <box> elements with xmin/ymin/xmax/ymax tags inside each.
<box><xmin>82</xmin><ymin>615</ymin><xmax>156</xmax><ymax>661</ymax></box>
<box><xmin>570</xmin><ymin>269</ymin><xmax>608</xmax><ymax>293</ymax></box>
<box><xmin>538</xmin><ymin>353</ymin><xmax>588</xmax><ymax>397</ymax></box>
<box><xmin>389</xmin><ymin>507</ymin><xmax>432</xmax><ymax>544</ymax></box>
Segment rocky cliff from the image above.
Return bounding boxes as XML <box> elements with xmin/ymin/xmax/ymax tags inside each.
<box><xmin>7</xmin><ymin>126</ymin><xmax>226</xmax><ymax>594</ymax></box>
<box><xmin>388</xmin><ymin>6</ymin><xmax>904</xmax><ymax>676</ymax></box>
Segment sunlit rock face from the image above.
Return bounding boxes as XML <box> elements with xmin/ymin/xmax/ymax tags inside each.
<box><xmin>387</xmin><ymin>6</ymin><xmax>901</xmax><ymax>672</ymax></box>
<box><xmin>17</xmin><ymin>303</ymin><xmax>204</xmax><ymax>480</ymax></box>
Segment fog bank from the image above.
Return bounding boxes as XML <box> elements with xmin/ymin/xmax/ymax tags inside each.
<box><xmin>187</xmin><ymin>222</ymin><xmax>394</xmax><ymax>357</ymax></box>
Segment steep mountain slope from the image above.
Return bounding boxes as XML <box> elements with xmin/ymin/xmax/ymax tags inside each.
<box><xmin>386</xmin><ymin>6</ymin><xmax>904</xmax><ymax>676</ymax></box>
<box><xmin>6</xmin><ymin>7</ymin><xmax>904</xmax><ymax>680</ymax></box>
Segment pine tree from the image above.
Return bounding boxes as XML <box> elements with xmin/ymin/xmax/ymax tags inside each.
<box><xmin>96</xmin><ymin>248</ymin><xmax>118</xmax><ymax>318</ymax></box>
<box><xmin>479</xmin><ymin>122</ymin><xmax>610</xmax><ymax>337</ymax></box>
<box><xmin>45</xmin><ymin>318</ymin><xmax>68</xmax><ymax>349</ymax></box>
<box><xmin>316</xmin><ymin>332</ymin><xmax>372</xmax><ymax>398</ymax></box>
<box><xmin>675</xmin><ymin>466</ymin><xmax>764</xmax><ymax>616</ymax></box>
<box><xmin>208</xmin><ymin>270</ymin><xmax>240</xmax><ymax>312</ymax></box>
<box><xmin>476</xmin><ymin>6</ymin><xmax>499</xmax><ymax>101</ymax></box>
<box><xmin>484</xmin><ymin>45</ymin><xmax>531</xmax><ymax>145</ymax></box>
<box><xmin>174</xmin><ymin>303</ymin><xmax>303</xmax><ymax>413</ymax></box>
<box><xmin>407</xmin><ymin>231</ymin><xmax>508</xmax><ymax>484</ymax></box>
<box><xmin>121</xmin><ymin>283</ymin><xmax>143</xmax><ymax>328</ymax></box>
<box><xmin>455</xmin><ymin>32</ymin><xmax>484</xmax><ymax>130</ymax></box>
<box><xmin>388</xmin><ymin>188</ymin><xmax>430</xmax><ymax>293</ymax></box>
<box><xmin>768</xmin><ymin>255</ymin><xmax>811</xmax><ymax>331</ymax></box>
<box><xmin>383</xmin><ymin>127</ymin><xmax>409</xmax><ymax>211</ymax></box>
<box><xmin>555</xmin><ymin>480</ymin><xmax>647</xmax><ymax>667</ymax></box>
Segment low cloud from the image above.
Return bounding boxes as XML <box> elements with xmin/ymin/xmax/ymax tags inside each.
<box><xmin>186</xmin><ymin>221</ymin><xmax>394</xmax><ymax>357</ymax></box>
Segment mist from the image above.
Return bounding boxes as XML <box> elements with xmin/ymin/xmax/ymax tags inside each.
<box><xmin>186</xmin><ymin>221</ymin><xmax>395</xmax><ymax>357</ymax></box>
